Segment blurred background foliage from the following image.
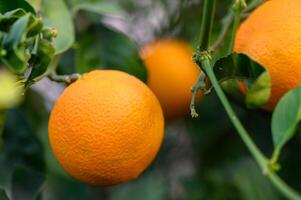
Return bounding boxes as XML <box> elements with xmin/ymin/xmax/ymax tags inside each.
<box><xmin>1</xmin><ymin>0</ymin><xmax>301</xmax><ymax>199</ymax></box>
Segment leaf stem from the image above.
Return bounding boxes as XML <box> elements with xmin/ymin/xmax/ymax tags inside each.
<box><xmin>270</xmin><ymin>147</ymin><xmax>281</xmax><ymax>170</ymax></box>
<box><xmin>199</xmin><ymin>52</ymin><xmax>301</xmax><ymax>200</ymax></box>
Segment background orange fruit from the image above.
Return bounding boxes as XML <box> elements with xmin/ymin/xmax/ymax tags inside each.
<box><xmin>141</xmin><ymin>39</ymin><xmax>201</xmax><ymax>120</ymax></box>
<box><xmin>49</xmin><ymin>70</ymin><xmax>164</xmax><ymax>186</ymax></box>
<box><xmin>234</xmin><ymin>0</ymin><xmax>301</xmax><ymax>111</ymax></box>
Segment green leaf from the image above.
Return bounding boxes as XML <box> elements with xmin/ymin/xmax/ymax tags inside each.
<box><xmin>0</xmin><ymin>0</ymin><xmax>35</xmax><ymax>15</ymax></box>
<box><xmin>0</xmin><ymin>107</ymin><xmax>46</xmax><ymax>199</ymax></box>
<box><xmin>246</xmin><ymin>72</ymin><xmax>271</xmax><ymax>109</ymax></box>
<box><xmin>3</xmin><ymin>108</ymin><xmax>46</xmax><ymax>172</ymax></box>
<box><xmin>43</xmin><ymin>175</ymin><xmax>101</xmax><ymax>200</ymax></box>
<box><xmin>0</xmin><ymin>188</ymin><xmax>9</xmax><ymax>200</ymax></box>
<box><xmin>26</xmin><ymin>39</ymin><xmax>55</xmax><ymax>85</ymax></box>
<box><xmin>214</xmin><ymin>53</ymin><xmax>264</xmax><ymax>81</ymax></box>
<box><xmin>1</xmin><ymin>14</ymin><xmax>31</xmax><ymax>74</ymax></box>
<box><xmin>72</xmin><ymin>1</ymin><xmax>126</xmax><ymax>18</ymax></box>
<box><xmin>11</xmin><ymin>167</ymin><xmax>45</xmax><ymax>200</ymax></box>
<box><xmin>0</xmin><ymin>9</ymin><xmax>27</xmax><ymax>31</ymax></box>
<box><xmin>220</xmin><ymin>79</ymin><xmax>245</xmax><ymax>103</ymax></box>
<box><xmin>110</xmin><ymin>172</ymin><xmax>168</xmax><ymax>200</ymax></box>
<box><xmin>2</xmin><ymin>14</ymin><xmax>30</xmax><ymax>48</ymax></box>
<box><xmin>41</xmin><ymin>0</ymin><xmax>74</xmax><ymax>54</ymax></box>
<box><xmin>26</xmin><ymin>18</ymin><xmax>43</xmax><ymax>38</ymax></box>
<box><xmin>214</xmin><ymin>53</ymin><xmax>270</xmax><ymax>108</ymax></box>
<box><xmin>76</xmin><ymin>23</ymin><xmax>147</xmax><ymax>81</ymax></box>
<box><xmin>0</xmin><ymin>9</ymin><xmax>42</xmax><ymax>36</ymax></box>
<box><xmin>271</xmin><ymin>86</ymin><xmax>301</xmax><ymax>152</ymax></box>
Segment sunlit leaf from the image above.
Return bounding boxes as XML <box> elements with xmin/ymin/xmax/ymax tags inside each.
<box><xmin>0</xmin><ymin>71</ymin><xmax>23</xmax><ymax>109</ymax></box>
<box><xmin>41</xmin><ymin>0</ymin><xmax>74</xmax><ymax>54</ymax></box>
<box><xmin>272</xmin><ymin>86</ymin><xmax>301</xmax><ymax>152</ymax></box>
<box><xmin>246</xmin><ymin>72</ymin><xmax>271</xmax><ymax>109</ymax></box>
<box><xmin>220</xmin><ymin>79</ymin><xmax>245</xmax><ymax>103</ymax></box>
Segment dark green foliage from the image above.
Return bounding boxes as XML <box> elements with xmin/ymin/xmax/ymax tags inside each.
<box><xmin>76</xmin><ymin>23</ymin><xmax>147</xmax><ymax>81</ymax></box>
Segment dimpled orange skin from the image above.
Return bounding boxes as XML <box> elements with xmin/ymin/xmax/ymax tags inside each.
<box><xmin>234</xmin><ymin>0</ymin><xmax>301</xmax><ymax>111</ymax></box>
<box><xmin>49</xmin><ymin>70</ymin><xmax>164</xmax><ymax>186</ymax></box>
<box><xmin>141</xmin><ymin>39</ymin><xmax>201</xmax><ymax>120</ymax></box>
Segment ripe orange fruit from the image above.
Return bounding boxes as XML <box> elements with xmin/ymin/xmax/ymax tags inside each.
<box><xmin>49</xmin><ymin>70</ymin><xmax>164</xmax><ymax>186</ymax></box>
<box><xmin>141</xmin><ymin>39</ymin><xmax>201</xmax><ymax>120</ymax></box>
<box><xmin>234</xmin><ymin>0</ymin><xmax>301</xmax><ymax>111</ymax></box>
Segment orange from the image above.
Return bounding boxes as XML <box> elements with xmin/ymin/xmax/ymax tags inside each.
<box><xmin>48</xmin><ymin>70</ymin><xmax>164</xmax><ymax>186</ymax></box>
<box><xmin>234</xmin><ymin>0</ymin><xmax>301</xmax><ymax>111</ymax></box>
<box><xmin>141</xmin><ymin>39</ymin><xmax>201</xmax><ymax>120</ymax></box>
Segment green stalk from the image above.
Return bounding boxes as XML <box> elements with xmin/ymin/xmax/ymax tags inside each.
<box><xmin>202</xmin><ymin>58</ymin><xmax>267</xmax><ymax>168</ymax></box>
<box><xmin>190</xmin><ymin>0</ymin><xmax>217</xmax><ymax>115</ymax></box>
<box><xmin>193</xmin><ymin>0</ymin><xmax>300</xmax><ymax>198</ymax></box>
<box><xmin>0</xmin><ymin>111</ymin><xmax>6</xmax><ymax>147</ymax></box>
<box><xmin>198</xmin><ymin>0</ymin><xmax>217</xmax><ymax>51</ymax></box>
<box><xmin>245</xmin><ymin>0</ymin><xmax>264</xmax><ymax>12</ymax></box>
<box><xmin>227</xmin><ymin>0</ymin><xmax>246</xmax><ymax>54</ymax></box>
<box><xmin>200</xmin><ymin>55</ymin><xmax>301</xmax><ymax>200</ymax></box>
<box><xmin>211</xmin><ymin>12</ymin><xmax>233</xmax><ymax>50</ymax></box>
<box><xmin>211</xmin><ymin>0</ymin><xmax>261</xmax><ymax>51</ymax></box>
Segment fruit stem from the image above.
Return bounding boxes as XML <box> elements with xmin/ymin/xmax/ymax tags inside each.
<box><xmin>198</xmin><ymin>0</ymin><xmax>216</xmax><ymax>51</ymax></box>
<box><xmin>48</xmin><ymin>73</ymin><xmax>81</xmax><ymax>84</ymax></box>
<box><xmin>198</xmin><ymin>51</ymin><xmax>301</xmax><ymax>200</ymax></box>
<box><xmin>45</xmin><ymin>55</ymin><xmax>81</xmax><ymax>84</ymax></box>
<box><xmin>227</xmin><ymin>0</ymin><xmax>246</xmax><ymax>54</ymax></box>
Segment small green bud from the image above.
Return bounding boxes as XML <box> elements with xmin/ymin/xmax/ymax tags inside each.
<box><xmin>42</xmin><ymin>27</ymin><xmax>58</xmax><ymax>41</ymax></box>
<box><xmin>0</xmin><ymin>49</ymin><xmax>7</xmax><ymax>57</ymax></box>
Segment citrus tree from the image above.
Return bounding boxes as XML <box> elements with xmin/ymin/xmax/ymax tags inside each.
<box><xmin>1</xmin><ymin>0</ymin><xmax>301</xmax><ymax>199</ymax></box>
